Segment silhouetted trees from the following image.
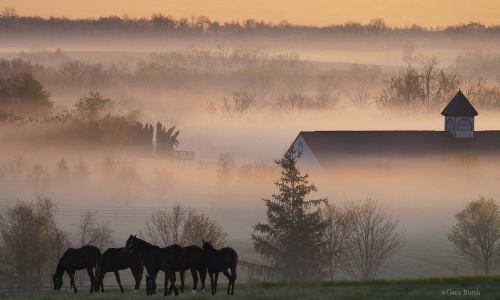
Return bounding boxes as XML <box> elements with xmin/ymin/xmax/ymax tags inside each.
<box><xmin>74</xmin><ymin>91</ymin><xmax>112</xmax><ymax>123</ymax></box>
<box><xmin>378</xmin><ymin>57</ymin><xmax>459</xmax><ymax>112</ymax></box>
<box><xmin>252</xmin><ymin>147</ymin><xmax>327</xmax><ymax>280</ymax></box>
<box><xmin>448</xmin><ymin>197</ymin><xmax>500</xmax><ymax>274</ymax></box>
<box><xmin>3</xmin><ymin>11</ymin><xmax>500</xmax><ymax>37</ymax></box>
<box><xmin>321</xmin><ymin>203</ymin><xmax>352</xmax><ymax>280</ymax></box>
<box><xmin>341</xmin><ymin>198</ymin><xmax>404</xmax><ymax>279</ymax></box>
<box><xmin>143</xmin><ymin>204</ymin><xmax>227</xmax><ymax>248</ymax></box>
<box><xmin>0</xmin><ymin>73</ymin><xmax>52</xmax><ymax>116</ymax></box>
<box><xmin>155</xmin><ymin>123</ymin><xmax>179</xmax><ymax>155</ymax></box>
<box><xmin>0</xmin><ymin>196</ymin><xmax>66</xmax><ymax>291</ymax></box>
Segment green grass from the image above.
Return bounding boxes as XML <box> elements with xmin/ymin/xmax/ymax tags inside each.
<box><xmin>2</xmin><ymin>276</ymin><xmax>500</xmax><ymax>300</ymax></box>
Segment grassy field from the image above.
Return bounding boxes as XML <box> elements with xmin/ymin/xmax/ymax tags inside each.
<box><xmin>1</xmin><ymin>276</ymin><xmax>499</xmax><ymax>300</ymax></box>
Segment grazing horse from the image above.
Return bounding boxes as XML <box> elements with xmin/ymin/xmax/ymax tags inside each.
<box><xmin>97</xmin><ymin>247</ymin><xmax>144</xmax><ymax>293</ymax></box>
<box><xmin>202</xmin><ymin>240</ymin><xmax>238</xmax><ymax>295</ymax></box>
<box><xmin>52</xmin><ymin>245</ymin><xmax>101</xmax><ymax>293</ymax></box>
<box><xmin>161</xmin><ymin>245</ymin><xmax>207</xmax><ymax>295</ymax></box>
<box><xmin>125</xmin><ymin>235</ymin><xmax>177</xmax><ymax>296</ymax></box>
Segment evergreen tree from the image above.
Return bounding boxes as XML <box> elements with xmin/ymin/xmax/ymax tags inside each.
<box><xmin>252</xmin><ymin>147</ymin><xmax>327</xmax><ymax>280</ymax></box>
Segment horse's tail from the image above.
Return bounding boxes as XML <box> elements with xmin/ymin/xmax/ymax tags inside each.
<box><xmin>232</xmin><ymin>251</ymin><xmax>238</xmax><ymax>281</ymax></box>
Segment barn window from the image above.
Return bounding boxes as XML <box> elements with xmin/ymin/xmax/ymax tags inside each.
<box><xmin>457</xmin><ymin>118</ymin><xmax>472</xmax><ymax>131</ymax></box>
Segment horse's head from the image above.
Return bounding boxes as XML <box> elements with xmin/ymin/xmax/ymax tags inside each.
<box><xmin>52</xmin><ymin>274</ymin><xmax>63</xmax><ymax>290</ymax></box>
<box><xmin>126</xmin><ymin>234</ymin><xmax>136</xmax><ymax>253</ymax></box>
<box><xmin>202</xmin><ymin>240</ymin><xmax>214</xmax><ymax>251</ymax></box>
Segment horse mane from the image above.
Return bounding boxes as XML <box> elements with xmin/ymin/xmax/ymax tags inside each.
<box><xmin>133</xmin><ymin>236</ymin><xmax>157</xmax><ymax>249</ymax></box>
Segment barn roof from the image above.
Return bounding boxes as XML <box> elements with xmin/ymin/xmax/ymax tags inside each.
<box><xmin>297</xmin><ymin>131</ymin><xmax>500</xmax><ymax>166</ymax></box>
<box><xmin>441</xmin><ymin>90</ymin><xmax>478</xmax><ymax>117</ymax></box>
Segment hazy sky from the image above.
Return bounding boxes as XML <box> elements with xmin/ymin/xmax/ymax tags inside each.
<box><xmin>2</xmin><ymin>0</ymin><xmax>499</xmax><ymax>27</ymax></box>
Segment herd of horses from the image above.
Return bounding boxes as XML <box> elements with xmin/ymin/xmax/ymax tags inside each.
<box><xmin>52</xmin><ymin>235</ymin><xmax>238</xmax><ymax>296</ymax></box>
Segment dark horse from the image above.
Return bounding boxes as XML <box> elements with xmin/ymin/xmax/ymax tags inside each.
<box><xmin>160</xmin><ymin>244</ymin><xmax>207</xmax><ymax>295</ymax></box>
<box><xmin>202</xmin><ymin>240</ymin><xmax>238</xmax><ymax>295</ymax></box>
<box><xmin>125</xmin><ymin>235</ymin><xmax>177</xmax><ymax>296</ymax></box>
<box><xmin>52</xmin><ymin>245</ymin><xmax>101</xmax><ymax>293</ymax></box>
<box><xmin>97</xmin><ymin>247</ymin><xmax>144</xmax><ymax>293</ymax></box>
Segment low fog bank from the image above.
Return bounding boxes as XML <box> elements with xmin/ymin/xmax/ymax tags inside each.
<box><xmin>0</xmin><ymin>141</ymin><xmax>499</xmax><ymax>279</ymax></box>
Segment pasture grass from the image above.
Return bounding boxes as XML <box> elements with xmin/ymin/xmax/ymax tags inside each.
<box><xmin>1</xmin><ymin>276</ymin><xmax>499</xmax><ymax>300</ymax></box>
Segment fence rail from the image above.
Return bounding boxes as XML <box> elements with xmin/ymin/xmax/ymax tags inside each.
<box><xmin>0</xmin><ymin>199</ymin><xmax>214</xmax><ymax>218</ymax></box>
<box><xmin>170</xmin><ymin>150</ymin><xmax>195</xmax><ymax>160</ymax></box>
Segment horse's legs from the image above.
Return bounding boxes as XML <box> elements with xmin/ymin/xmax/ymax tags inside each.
<box><xmin>151</xmin><ymin>270</ymin><xmax>159</xmax><ymax>295</ymax></box>
<box><xmin>69</xmin><ymin>270</ymin><xmax>77</xmax><ymax>293</ymax></box>
<box><xmin>222</xmin><ymin>270</ymin><xmax>231</xmax><ymax>295</ymax></box>
<box><xmin>230</xmin><ymin>265</ymin><xmax>236</xmax><ymax>295</ymax></box>
<box><xmin>164</xmin><ymin>272</ymin><xmax>170</xmax><ymax>296</ymax></box>
<box><xmin>86</xmin><ymin>267</ymin><xmax>96</xmax><ymax>293</ymax></box>
<box><xmin>208</xmin><ymin>272</ymin><xmax>215</xmax><ymax>295</ymax></box>
<box><xmin>99</xmin><ymin>270</ymin><xmax>106</xmax><ymax>292</ymax></box>
<box><xmin>199</xmin><ymin>267</ymin><xmax>207</xmax><ymax>291</ymax></box>
<box><xmin>190</xmin><ymin>268</ymin><xmax>198</xmax><ymax>293</ymax></box>
<box><xmin>131</xmin><ymin>264</ymin><xmax>143</xmax><ymax>291</ymax></box>
<box><xmin>145</xmin><ymin>275</ymin><xmax>151</xmax><ymax>295</ymax></box>
<box><xmin>180</xmin><ymin>271</ymin><xmax>185</xmax><ymax>293</ymax></box>
<box><xmin>168</xmin><ymin>271</ymin><xmax>178</xmax><ymax>296</ymax></box>
<box><xmin>214</xmin><ymin>272</ymin><xmax>219</xmax><ymax>294</ymax></box>
<box><xmin>114</xmin><ymin>270</ymin><xmax>124</xmax><ymax>293</ymax></box>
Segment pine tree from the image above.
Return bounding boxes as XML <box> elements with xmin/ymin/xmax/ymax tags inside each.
<box><xmin>252</xmin><ymin>147</ymin><xmax>327</xmax><ymax>280</ymax></box>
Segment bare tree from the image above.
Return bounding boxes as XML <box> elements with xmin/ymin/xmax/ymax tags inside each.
<box><xmin>378</xmin><ymin>56</ymin><xmax>459</xmax><ymax>112</ymax></box>
<box><xmin>0</xmin><ymin>196</ymin><xmax>66</xmax><ymax>291</ymax></box>
<box><xmin>402</xmin><ymin>41</ymin><xmax>419</xmax><ymax>69</ymax></box>
<box><xmin>73</xmin><ymin>210</ymin><xmax>113</xmax><ymax>286</ymax></box>
<box><xmin>143</xmin><ymin>204</ymin><xmax>227</xmax><ymax>247</ymax></box>
<box><xmin>349</xmin><ymin>64</ymin><xmax>381</xmax><ymax>108</ymax></box>
<box><xmin>217</xmin><ymin>153</ymin><xmax>235</xmax><ymax>185</ymax></box>
<box><xmin>221</xmin><ymin>90</ymin><xmax>256</xmax><ymax>115</ymax></box>
<box><xmin>75</xmin><ymin>210</ymin><xmax>114</xmax><ymax>250</ymax></box>
<box><xmin>322</xmin><ymin>203</ymin><xmax>352</xmax><ymax>280</ymax></box>
<box><xmin>448</xmin><ymin>196</ymin><xmax>500</xmax><ymax>274</ymax></box>
<box><xmin>143</xmin><ymin>204</ymin><xmax>188</xmax><ymax>247</ymax></box>
<box><xmin>341</xmin><ymin>198</ymin><xmax>404</xmax><ymax>279</ymax></box>
<box><xmin>182</xmin><ymin>211</ymin><xmax>228</xmax><ymax>248</ymax></box>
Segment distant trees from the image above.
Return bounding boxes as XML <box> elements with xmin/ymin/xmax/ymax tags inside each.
<box><xmin>221</xmin><ymin>90</ymin><xmax>256</xmax><ymax>115</ymax></box>
<box><xmin>143</xmin><ymin>204</ymin><xmax>227</xmax><ymax>248</ymax></box>
<box><xmin>448</xmin><ymin>197</ymin><xmax>500</xmax><ymax>274</ymax></box>
<box><xmin>462</xmin><ymin>79</ymin><xmax>500</xmax><ymax>110</ymax></box>
<box><xmin>155</xmin><ymin>123</ymin><xmax>180</xmax><ymax>155</ymax></box>
<box><xmin>74</xmin><ymin>91</ymin><xmax>112</xmax><ymax>122</ymax></box>
<box><xmin>2</xmin><ymin>12</ymin><xmax>500</xmax><ymax>38</ymax></box>
<box><xmin>0</xmin><ymin>73</ymin><xmax>52</xmax><ymax>116</ymax></box>
<box><xmin>378</xmin><ymin>57</ymin><xmax>459</xmax><ymax>112</ymax></box>
<box><xmin>321</xmin><ymin>204</ymin><xmax>352</xmax><ymax>280</ymax></box>
<box><xmin>341</xmin><ymin>198</ymin><xmax>404</xmax><ymax>279</ymax></box>
<box><xmin>217</xmin><ymin>153</ymin><xmax>235</xmax><ymax>185</ymax></box>
<box><xmin>251</xmin><ymin>149</ymin><xmax>405</xmax><ymax>281</ymax></box>
<box><xmin>252</xmin><ymin>148</ymin><xmax>327</xmax><ymax>280</ymax></box>
<box><xmin>74</xmin><ymin>210</ymin><xmax>114</xmax><ymax>251</ymax></box>
<box><xmin>0</xmin><ymin>196</ymin><xmax>66</xmax><ymax>291</ymax></box>
<box><xmin>349</xmin><ymin>64</ymin><xmax>381</xmax><ymax>107</ymax></box>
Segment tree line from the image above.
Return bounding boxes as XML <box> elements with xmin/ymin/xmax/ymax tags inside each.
<box><xmin>0</xmin><ymin>197</ymin><xmax>226</xmax><ymax>291</ymax></box>
<box><xmin>1</xmin><ymin>9</ymin><xmax>499</xmax><ymax>36</ymax></box>
<box><xmin>248</xmin><ymin>147</ymin><xmax>500</xmax><ymax>281</ymax></box>
<box><xmin>0</xmin><ymin>74</ymin><xmax>180</xmax><ymax>154</ymax></box>
<box><xmin>3</xmin><ymin>48</ymin><xmax>500</xmax><ymax>114</ymax></box>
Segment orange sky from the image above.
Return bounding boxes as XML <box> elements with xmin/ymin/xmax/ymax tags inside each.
<box><xmin>2</xmin><ymin>0</ymin><xmax>499</xmax><ymax>27</ymax></box>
